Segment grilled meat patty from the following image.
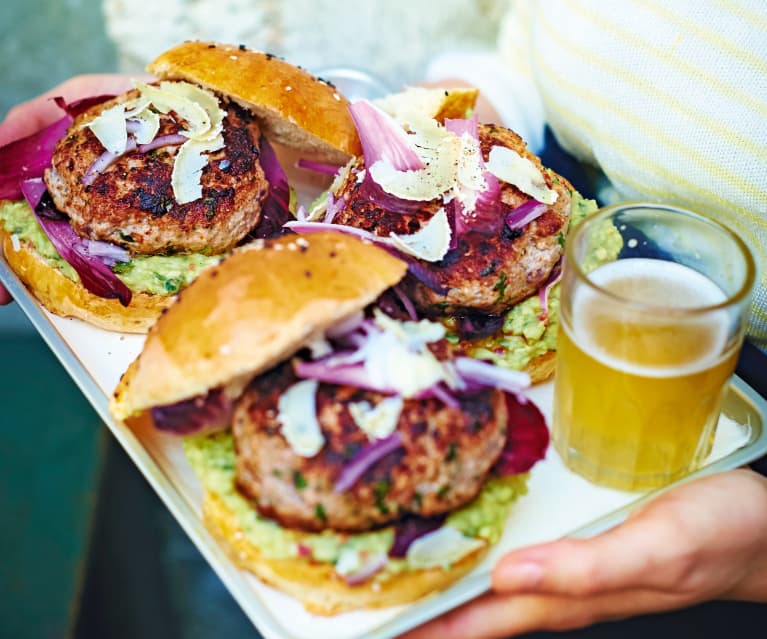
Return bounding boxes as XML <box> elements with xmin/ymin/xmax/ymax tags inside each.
<box><xmin>232</xmin><ymin>362</ymin><xmax>508</xmax><ymax>532</ymax></box>
<box><xmin>45</xmin><ymin>91</ymin><xmax>268</xmax><ymax>255</ymax></box>
<box><xmin>331</xmin><ymin>124</ymin><xmax>573</xmax><ymax>315</ymax></box>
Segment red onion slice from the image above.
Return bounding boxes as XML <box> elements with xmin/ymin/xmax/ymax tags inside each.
<box><xmin>284</xmin><ymin>220</ymin><xmax>383</xmax><ymax>243</ymax></box>
<box><xmin>415</xmin><ymin>383</ymin><xmax>459</xmax><ymax>409</ymax></box>
<box><xmin>334</xmin><ymin>432</ymin><xmax>404</xmax><ymax>493</ymax></box>
<box><xmin>83</xmin><ymin>134</ymin><xmax>188</xmax><ymax>186</ymax></box>
<box><xmin>454</xmin><ymin>357</ymin><xmax>530</xmax><ymax>395</ymax></box>
<box><xmin>342</xmin><ymin>553</ymin><xmax>388</xmax><ymax>585</ymax></box>
<box><xmin>389</xmin><ymin>515</ymin><xmax>446</xmax><ymax>558</ymax></box>
<box><xmin>538</xmin><ymin>258</ymin><xmax>563</xmax><ymax>322</ymax></box>
<box><xmin>294</xmin><ymin>360</ymin><xmax>396</xmax><ymax>394</ymax></box>
<box><xmin>325</xmin><ymin>311</ymin><xmax>365</xmax><ymax>339</ymax></box>
<box><xmin>506</xmin><ymin>200</ymin><xmax>547</xmax><ymax>230</ymax></box>
<box><xmin>136</xmin><ymin>133</ymin><xmax>187</xmax><ymax>153</ymax></box>
<box><xmin>296</xmin><ymin>158</ymin><xmax>342</xmax><ymax>175</ymax></box>
<box><xmin>348</xmin><ymin>100</ymin><xmax>424</xmax><ymax>171</ymax></box>
<box><xmin>392</xmin><ymin>285</ymin><xmax>418</xmax><ymax>321</ymax></box>
<box><xmin>323</xmin><ymin>192</ymin><xmax>345</xmax><ymax>224</ymax></box>
<box><xmin>82</xmin><ymin>140</ymin><xmax>136</xmax><ymax>186</ymax></box>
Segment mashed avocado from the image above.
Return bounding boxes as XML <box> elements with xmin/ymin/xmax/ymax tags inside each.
<box><xmin>466</xmin><ymin>191</ymin><xmax>622</xmax><ymax>371</ymax></box>
<box><xmin>0</xmin><ymin>200</ymin><xmax>221</xmax><ymax>296</ymax></box>
<box><xmin>183</xmin><ymin>431</ymin><xmax>528</xmax><ymax>572</ymax></box>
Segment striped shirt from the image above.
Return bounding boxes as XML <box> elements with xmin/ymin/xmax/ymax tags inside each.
<box><xmin>499</xmin><ymin>0</ymin><xmax>767</xmax><ymax>349</ymax></box>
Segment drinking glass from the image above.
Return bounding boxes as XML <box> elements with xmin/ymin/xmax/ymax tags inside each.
<box><xmin>553</xmin><ymin>203</ymin><xmax>756</xmax><ymax>491</ymax></box>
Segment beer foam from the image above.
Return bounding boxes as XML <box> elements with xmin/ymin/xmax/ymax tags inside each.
<box><xmin>570</xmin><ymin>258</ymin><xmax>732</xmax><ymax>377</ymax></box>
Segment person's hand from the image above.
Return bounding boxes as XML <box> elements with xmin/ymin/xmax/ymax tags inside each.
<box><xmin>402</xmin><ymin>469</ymin><xmax>767</xmax><ymax>639</ymax></box>
<box><xmin>0</xmin><ymin>73</ymin><xmax>138</xmax><ymax>305</ymax></box>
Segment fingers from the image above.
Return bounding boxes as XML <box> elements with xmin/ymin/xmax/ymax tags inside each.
<box><xmin>492</xmin><ymin>521</ymin><xmax>677</xmax><ymax>598</ymax></box>
<box><xmin>0</xmin><ymin>284</ymin><xmax>11</xmax><ymax>305</ymax></box>
<box><xmin>400</xmin><ymin>588</ymin><xmax>689</xmax><ymax>639</ymax></box>
<box><xmin>0</xmin><ymin>74</ymin><xmax>143</xmax><ymax>145</ymax></box>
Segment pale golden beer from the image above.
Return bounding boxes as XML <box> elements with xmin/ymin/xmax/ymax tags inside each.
<box><xmin>553</xmin><ymin>204</ymin><xmax>755</xmax><ymax>491</ymax></box>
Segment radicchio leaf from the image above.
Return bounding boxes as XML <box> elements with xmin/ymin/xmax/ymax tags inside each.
<box><xmin>0</xmin><ymin>95</ymin><xmax>115</xmax><ymax>200</ymax></box>
<box><xmin>0</xmin><ymin>118</ymin><xmax>71</xmax><ymax>200</ymax></box>
<box><xmin>20</xmin><ymin>178</ymin><xmax>132</xmax><ymax>306</ymax></box>
<box><xmin>53</xmin><ymin>94</ymin><xmax>116</xmax><ymax>119</ymax></box>
<box><xmin>248</xmin><ymin>136</ymin><xmax>292</xmax><ymax>238</ymax></box>
<box><xmin>494</xmin><ymin>394</ymin><xmax>549</xmax><ymax>475</ymax></box>
<box><xmin>151</xmin><ymin>388</ymin><xmax>233</xmax><ymax>435</ymax></box>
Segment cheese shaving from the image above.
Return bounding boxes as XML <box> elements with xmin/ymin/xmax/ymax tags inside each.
<box><xmin>485</xmin><ymin>146</ymin><xmax>558</xmax><ymax>205</ymax></box>
<box><xmin>86</xmin><ymin>103</ymin><xmax>128</xmax><ymax>154</ymax></box>
<box><xmin>129</xmin><ymin>109</ymin><xmax>161</xmax><ymax>145</ymax></box>
<box><xmin>406</xmin><ymin>526</ymin><xmax>486</xmax><ymax>569</ymax></box>
<box><xmin>134</xmin><ymin>81</ymin><xmax>212</xmax><ymax>139</ymax></box>
<box><xmin>278</xmin><ymin>380</ymin><xmax>324</xmax><ymax>457</ymax></box>
<box><xmin>389</xmin><ymin>208</ymin><xmax>452</xmax><ymax>262</ymax></box>
<box><xmin>172</xmin><ymin>135</ymin><xmax>224</xmax><ymax>204</ymax></box>
<box><xmin>349</xmin><ymin>397</ymin><xmax>404</xmax><ymax>441</ymax></box>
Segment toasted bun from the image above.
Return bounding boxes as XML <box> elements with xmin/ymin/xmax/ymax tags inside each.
<box><xmin>148</xmin><ymin>42</ymin><xmax>362</xmax><ymax>164</ymax></box>
<box><xmin>526</xmin><ymin>350</ymin><xmax>555</xmax><ymax>384</ymax></box>
<box><xmin>0</xmin><ymin>225</ymin><xmax>172</xmax><ymax>333</ymax></box>
<box><xmin>110</xmin><ymin>233</ymin><xmax>407</xmax><ymax>419</ymax></box>
<box><xmin>203</xmin><ymin>490</ymin><xmax>486</xmax><ymax>616</ymax></box>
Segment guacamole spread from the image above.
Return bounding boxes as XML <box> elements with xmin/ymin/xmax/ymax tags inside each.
<box><xmin>0</xmin><ymin>200</ymin><xmax>221</xmax><ymax>296</ymax></box>
<box><xmin>183</xmin><ymin>431</ymin><xmax>528</xmax><ymax>574</ymax></box>
<box><xmin>462</xmin><ymin>191</ymin><xmax>623</xmax><ymax>371</ymax></box>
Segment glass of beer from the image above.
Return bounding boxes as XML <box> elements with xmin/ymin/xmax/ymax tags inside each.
<box><xmin>553</xmin><ymin>203</ymin><xmax>756</xmax><ymax>491</ymax></box>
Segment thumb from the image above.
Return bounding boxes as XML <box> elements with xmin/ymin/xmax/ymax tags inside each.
<box><xmin>492</xmin><ymin>512</ymin><xmax>684</xmax><ymax>598</ymax></box>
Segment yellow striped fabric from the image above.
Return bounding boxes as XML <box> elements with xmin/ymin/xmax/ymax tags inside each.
<box><xmin>501</xmin><ymin>0</ymin><xmax>767</xmax><ymax>350</ymax></box>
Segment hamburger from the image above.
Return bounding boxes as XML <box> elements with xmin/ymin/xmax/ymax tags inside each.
<box><xmin>109</xmin><ymin>232</ymin><xmax>548</xmax><ymax>615</ymax></box>
<box><xmin>286</xmin><ymin>88</ymin><xmax>604</xmax><ymax>382</ymax></box>
<box><xmin>0</xmin><ymin>41</ymin><xmax>361</xmax><ymax>332</ymax></box>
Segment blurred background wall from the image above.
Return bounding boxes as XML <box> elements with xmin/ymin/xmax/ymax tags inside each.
<box><xmin>0</xmin><ymin>3</ymin><xmax>117</xmax><ymax>637</ymax></box>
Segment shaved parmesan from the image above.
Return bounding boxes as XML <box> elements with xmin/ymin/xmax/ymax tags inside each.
<box><xmin>129</xmin><ymin>110</ymin><xmax>161</xmax><ymax>145</ymax></box>
<box><xmin>363</xmin><ymin>326</ymin><xmax>449</xmax><ymax>398</ymax></box>
<box><xmin>375</xmin><ymin>87</ymin><xmax>451</xmax><ymax>122</ymax></box>
<box><xmin>485</xmin><ymin>146</ymin><xmax>558</xmax><ymax>205</ymax></box>
<box><xmin>369</xmin><ymin>131</ymin><xmax>460</xmax><ymax>202</ymax></box>
<box><xmin>158</xmin><ymin>81</ymin><xmax>226</xmax><ymax>141</ymax></box>
<box><xmin>406</xmin><ymin>526</ymin><xmax>485</xmax><ymax>569</ymax></box>
<box><xmin>349</xmin><ymin>396</ymin><xmax>404</xmax><ymax>441</ymax></box>
<box><xmin>172</xmin><ymin>135</ymin><xmax>224</xmax><ymax>204</ymax></box>
<box><xmin>87</xmin><ymin>103</ymin><xmax>128</xmax><ymax>154</ymax></box>
<box><xmin>373</xmin><ymin>310</ymin><xmax>446</xmax><ymax>346</ymax></box>
<box><xmin>278</xmin><ymin>380</ymin><xmax>324</xmax><ymax>457</ymax></box>
<box><xmin>389</xmin><ymin>208</ymin><xmax>452</xmax><ymax>262</ymax></box>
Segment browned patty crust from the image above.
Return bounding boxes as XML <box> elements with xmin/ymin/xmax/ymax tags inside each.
<box><xmin>232</xmin><ymin>363</ymin><xmax>508</xmax><ymax>533</ymax></box>
<box><xmin>331</xmin><ymin>124</ymin><xmax>573</xmax><ymax>316</ymax></box>
<box><xmin>45</xmin><ymin>90</ymin><xmax>269</xmax><ymax>255</ymax></box>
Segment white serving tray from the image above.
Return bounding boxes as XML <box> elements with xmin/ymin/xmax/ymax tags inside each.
<box><xmin>3</xmin><ymin>151</ymin><xmax>767</xmax><ymax>637</ymax></box>
<box><xmin>2</xmin><ymin>248</ymin><xmax>767</xmax><ymax>639</ymax></box>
